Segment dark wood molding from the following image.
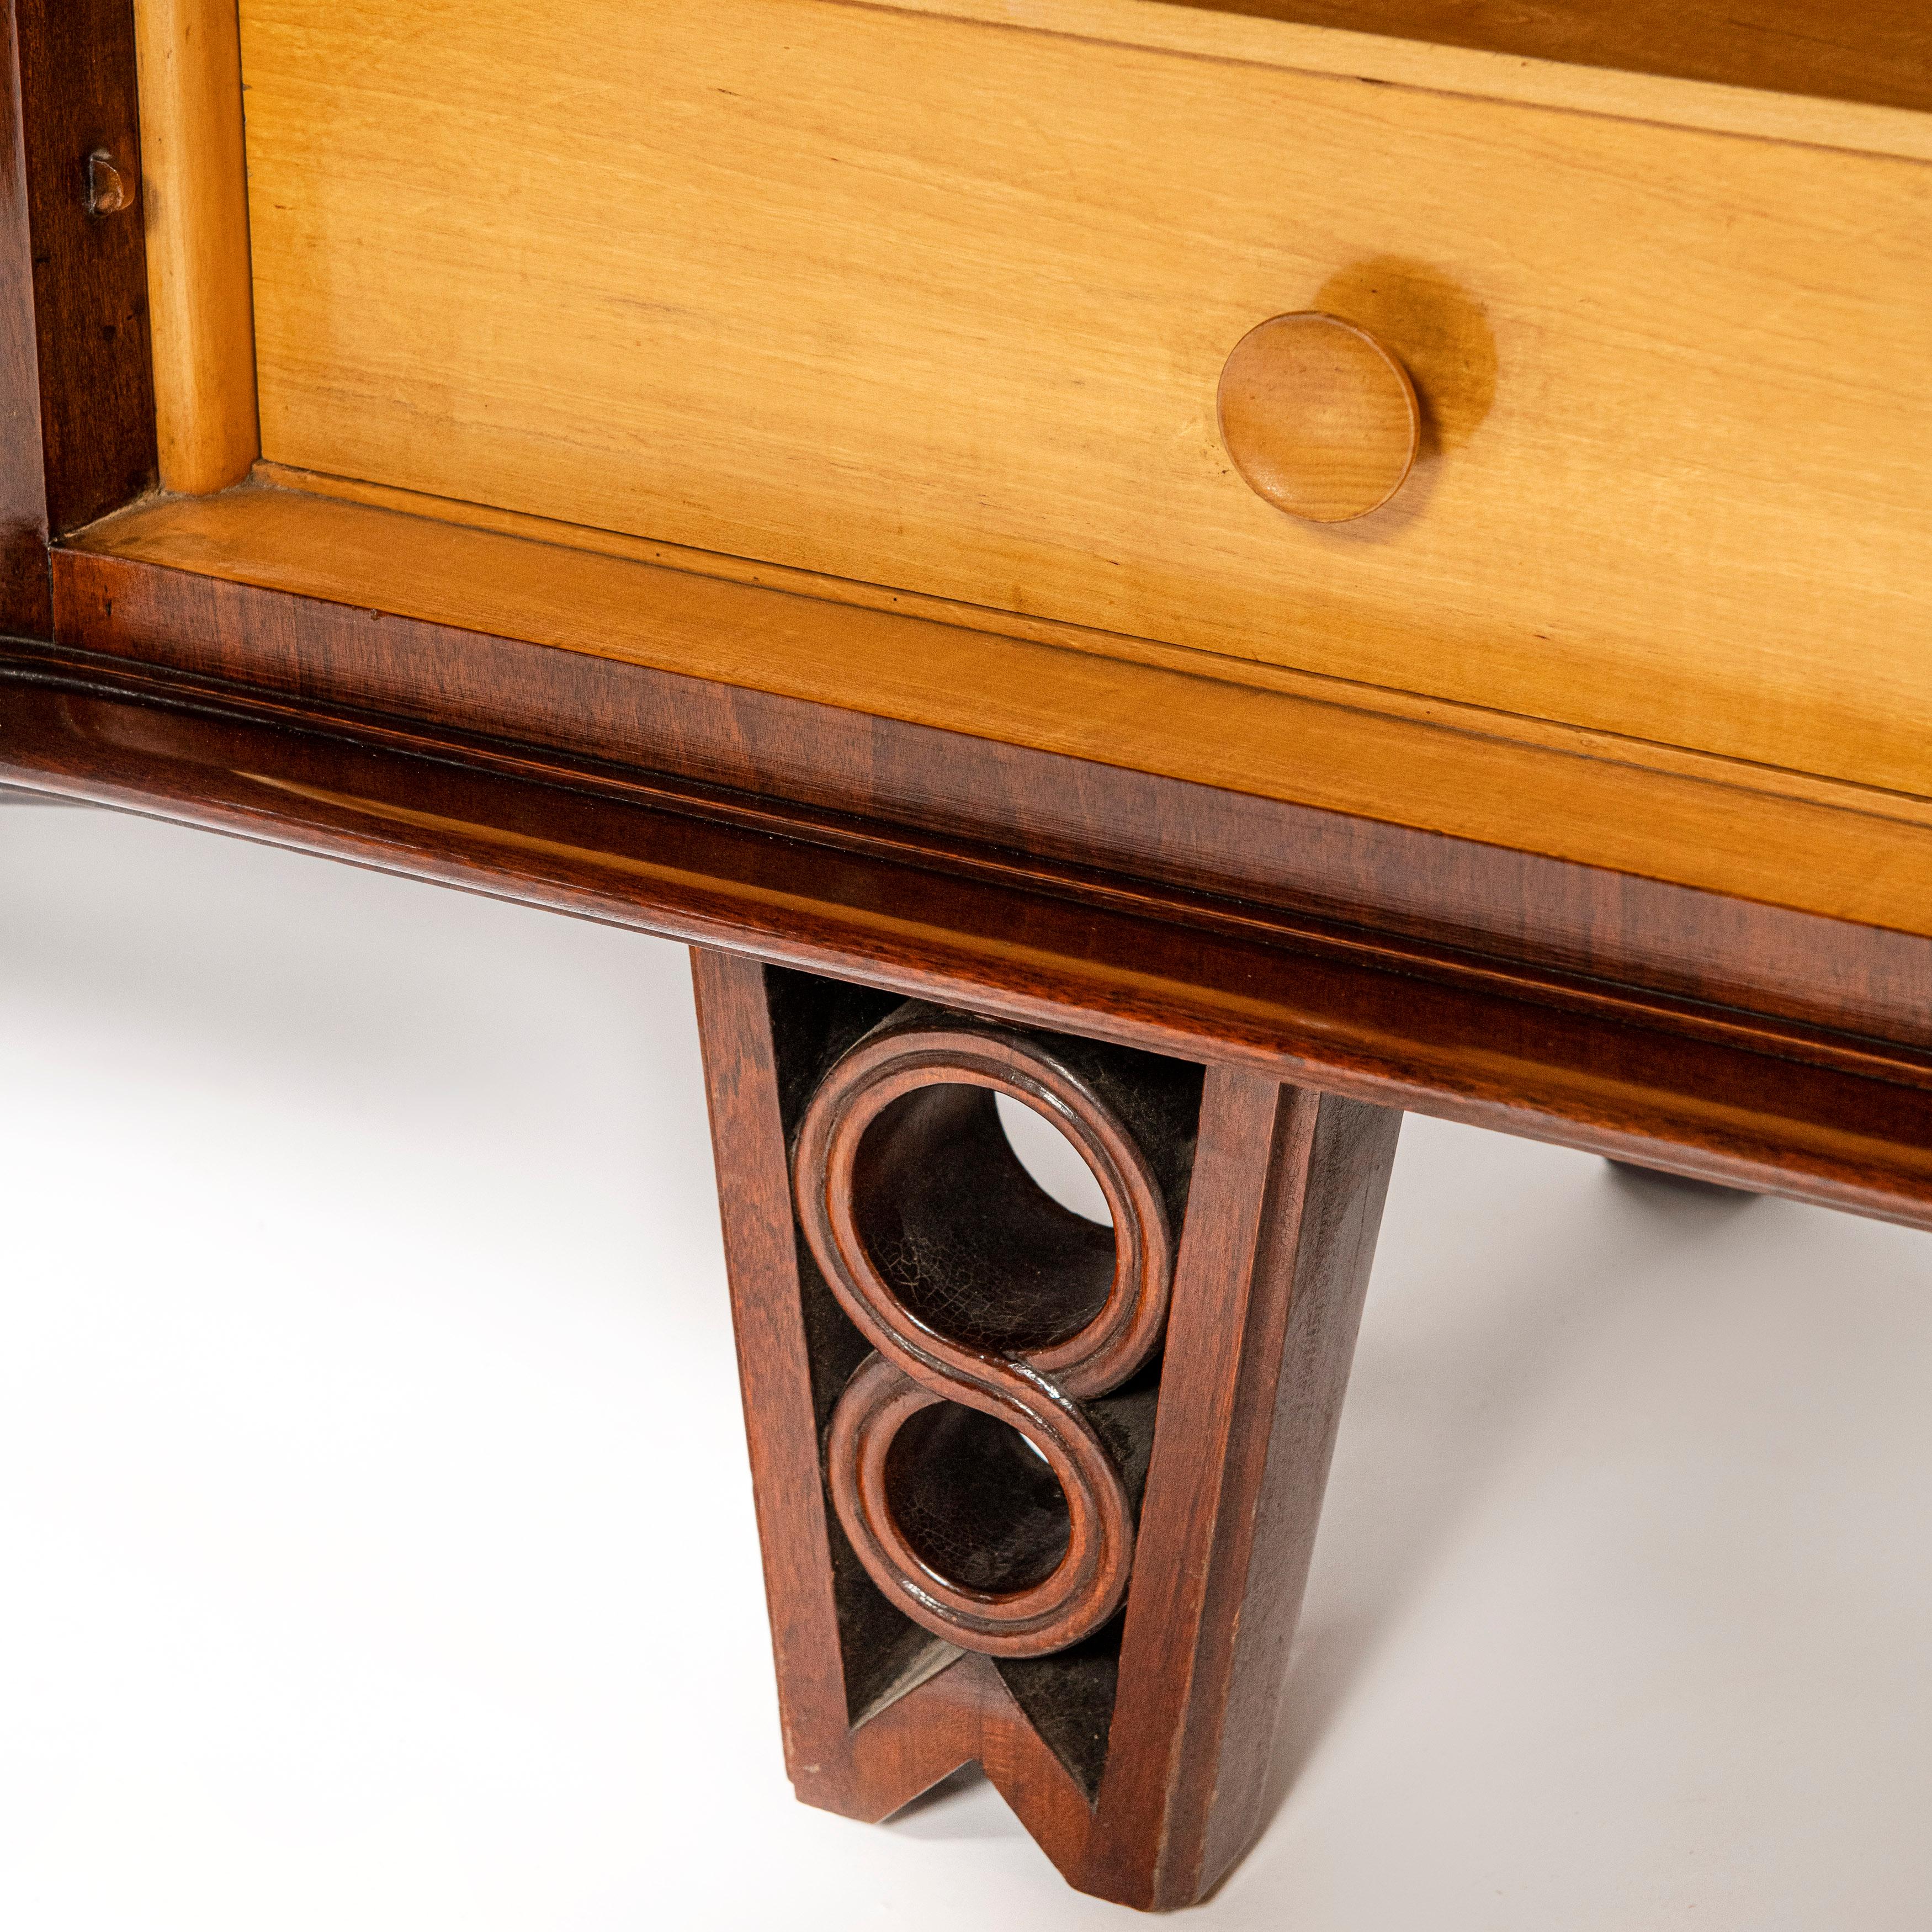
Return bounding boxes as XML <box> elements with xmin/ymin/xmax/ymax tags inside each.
<box><xmin>692</xmin><ymin>949</ymin><xmax>1401</xmax><ymax>1908</ymax></box>
<box><xmin>4</xmin><ymin>638</ymin><xmax>1928</xmax><ymax>1228</ymax></box>
<box><xmin>50</xmin><ymin>534</ymin><xmax>1932</xmax><ymax>1062</ymax></box>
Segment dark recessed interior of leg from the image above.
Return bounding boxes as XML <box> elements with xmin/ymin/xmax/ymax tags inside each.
<box><xmin>885</xmin><ymin>1401</ymin><xmax>1073</xmax><ymax>1596</ymax></box>
<box><xmin>852</xmin><ymin>1083</ymin><xmax>1117</xmax><ymax>1354</ymax></box>
<box><xmin>765</xmin><ymin>978</ymin><xmax>1204</xmax><ymax>1746</ymax></box>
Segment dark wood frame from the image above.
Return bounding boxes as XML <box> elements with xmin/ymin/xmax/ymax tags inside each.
<box><xmin>3</xmin><ymin>4</ymin><xmax>1928</xmax><ymax>1910</ymax></box>
<box><xmin>0</xmin><ymin>0</ymin><xmax>154</xmax><ymax>636</ymax></box>
<box><xmin>696</xmin><ymin>950</ymin><xmax>1400</xmax><ymax>1909</ymax></box>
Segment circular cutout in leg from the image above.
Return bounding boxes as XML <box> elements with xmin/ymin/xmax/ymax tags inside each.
<box><xmin>798</xmin><ymin>1008</ymin><xmax>1175</xmax><ymax>1657</ymax></box>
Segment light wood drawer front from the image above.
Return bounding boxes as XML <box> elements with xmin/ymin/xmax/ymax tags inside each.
<box><xmin>237</xmin><ymin>0</ymin><xmax>1932</xmax><ymax>794</ymax></box>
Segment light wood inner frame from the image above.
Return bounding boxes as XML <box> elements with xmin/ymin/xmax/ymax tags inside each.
<box><xmin>131</xmin><ymin>0</ymin><xmax>258</xmax><ymax>494</ymax></box>
<box><xmin>128</xmin><ymin>0</ymin><xmax>1932</xmax><ymax>807</ymax></box>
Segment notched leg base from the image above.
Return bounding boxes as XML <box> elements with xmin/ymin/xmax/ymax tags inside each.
<box><xmin>693</xmin><ymin>948</ymin><xmax>1400</xmax><ymax>1910</ymax></box>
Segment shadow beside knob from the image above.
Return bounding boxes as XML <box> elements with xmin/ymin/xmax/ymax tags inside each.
<box><xmin>1218</xmin><ymin>312</ymin><xmax>1420</xmax><ymax>524</ymax></box>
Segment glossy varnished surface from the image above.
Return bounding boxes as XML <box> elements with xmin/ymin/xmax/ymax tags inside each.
<box><xmin>3</xmin><ymin>641</ymin><xmax>1929</xmax><ymax>1228</ymax></box>
<box><xmin>6</xmin><ymin>0</ymin><xmax>1928</xmax><ymax>1226</ymax></box>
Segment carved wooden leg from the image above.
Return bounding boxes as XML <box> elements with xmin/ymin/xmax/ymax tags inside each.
<box><xmin>692</xmin><ymin>949</ymin><xmax>1400</xmax><ymax>1912</ymax></box>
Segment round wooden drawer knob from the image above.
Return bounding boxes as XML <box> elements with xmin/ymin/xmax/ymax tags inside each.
<box><xmin>1218</xmin><ymin>313</ymin><xmax>1420</xmax><ymax>524</ymax></box>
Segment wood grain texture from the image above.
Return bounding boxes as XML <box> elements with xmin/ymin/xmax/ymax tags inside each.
<box><xmin>131</xmin><ymin>0</ymin><xmax>257</xmax><ymax>492</ymax></box>
<box><xmin>248</xmin><ymin>458</ymin><xmax>1932</xmax><ymax>837</ymax></box>
<box><xmin>54</xmin><ymin>489</ymin><xmax>1932</xmax><ymax>1062</ymax></box>
<box><xmin>234</xmin><ymin>0</ymin><xmax>1932</xmax><ymax>793</ymax></box>
<box><xmin>13</xmin><ymin>0</ymin><xmax>155</xmax><ymax>534</ymax></box>
<box><xmin>1218</xmin><ymin>313</ymin><xmax>1419</xmax><ymax>524</ymax></box>
<box><xmin>5</xmin><ymin>639</ymin><xmax>1930</xmax><ymax>1230</ymax></box>
<box><xmin>1087</xmin><ymin>1068</ymin><xmax>1399</xmax><ymax>1902</ymax></box>
<box><xmin>693</xmin><ymin>951</ymin><xmax>1401</xmax><ymax>1906</ymax></box>
<box><xmin>0</xmin><ymin>0</ymin><xmax>49</xmax><ymax>633</ymax></box>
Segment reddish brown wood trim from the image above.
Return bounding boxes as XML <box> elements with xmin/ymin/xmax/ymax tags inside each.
<box><xmin>13</xmin><ymin>0</ymin><xmax>155</xmax><ymax>538</ymax></box>
<box><xmin>4</xmin><ymin>641</ymin><xmax>1929</xmax><ymax>1228</ymax></box>
<box><xmin>1093</xmin><ymin>1071</ymin><xmax>1398</xmax><ymax>1903</ymax></box>
<box><xmin>26</xmin><ymin>591</ymin><xmax>1932</xmax><ymax>1105</ymax></box>
<box><xmin>693</xmin><ymin>950</ymin><xmax>1400</xmax><ymax>1907</ymax></box>
<box><xmin>50</xmin><ymin>542</ymin><xmax>1932</xmax><ymax>1059</ymax></box>
<box><xmin>1169</xmin><ymin>1</ymin><xmax>1932</xmax><ymax>118</ymax></box>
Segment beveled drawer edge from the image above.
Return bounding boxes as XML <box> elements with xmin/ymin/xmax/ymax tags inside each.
<box><xmin>61</xmin><ymin>484</ymin><xmax>1932</xmax><ymax>944</ymax></box>
<box><xmin>255</xmin><ymin>461</ymin><xmax>1932</xmax><ymax>841</ymax></box>
<box><xmin>51</xmin><ymin>486</ymin><xmax>1932</xmax><ymax>1064</ymax></box>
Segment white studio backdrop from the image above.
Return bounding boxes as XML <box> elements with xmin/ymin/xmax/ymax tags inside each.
<box><xmin>4</xmin><ymin>799</ymin><xmax>1930</xmax><ymax>1931</ymax></box>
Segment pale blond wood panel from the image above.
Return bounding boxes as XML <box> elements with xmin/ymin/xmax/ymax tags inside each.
<box><xmin>133</xmin><ymin>0</ymin><xmax>258</xmax><ymax>492</ymax></box>
<box><xmin>70</xmin><ymin>486</ymin><xmax>1932</xmax><ymax>944</ymax></box>
<box><xmin>237</xmin><ymin>0</ymin><xmax>1932</xmax><ymax>794</ymax></box>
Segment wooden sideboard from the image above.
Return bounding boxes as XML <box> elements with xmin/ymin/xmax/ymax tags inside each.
<box><xmin>2</xmin><ymin>0</ymin><xmax>1926</xmax><ymax>1909</ymax></box>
